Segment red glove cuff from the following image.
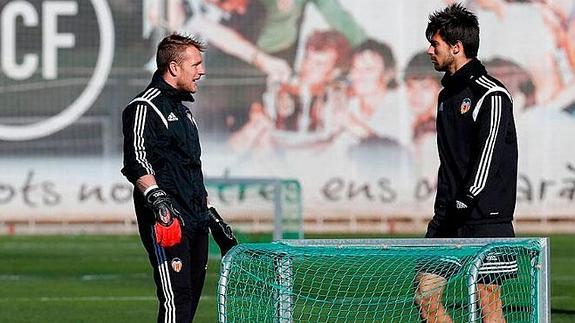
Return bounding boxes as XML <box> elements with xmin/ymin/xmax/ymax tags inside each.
<box><xmin>154</xmin><ymin>217</ymin><xmax>182</xmax><ymax>248</ymax></box>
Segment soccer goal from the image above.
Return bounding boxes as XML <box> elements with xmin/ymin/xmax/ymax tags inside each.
<box><xmin>217</xmin><ymin>238</ymin><xmax>549</xmax><ymax>322</ymax></box>
<box><xmin>205</xmin><ymin>177</ymin><xmax>303</xmax><ymax>240</ymax></box>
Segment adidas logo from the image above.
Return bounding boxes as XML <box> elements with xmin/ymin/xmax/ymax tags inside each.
<box><xmin>167</xmin><ymin>112</ymin><xmax>178</xmax><ymax>121</ymax></box>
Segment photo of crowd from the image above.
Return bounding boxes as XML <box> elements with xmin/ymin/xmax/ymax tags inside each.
<box><xmin>142</xmin><ymin>0</ymin><xmax>575</xmax><ymax>207</ymax></box>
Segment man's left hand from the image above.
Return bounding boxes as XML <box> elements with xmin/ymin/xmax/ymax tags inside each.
<box><xmin>453</xmin><ymin>192</ymin><xmax>475</xmax><ymax>222</ymax></box>
<box><xmin>207</xmin><ymin>206</ymin><xmax>238</xmax><ymax>257</ymax></box>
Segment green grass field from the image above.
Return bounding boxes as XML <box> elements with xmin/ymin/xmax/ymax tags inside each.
<box><xmin>0</xmin><ymin>234</ymin><xmax>573</xmax><ymax>322</ymax></box>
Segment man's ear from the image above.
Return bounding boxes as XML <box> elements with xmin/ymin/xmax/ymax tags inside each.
<box><xmin>452</xmin><ymin>41</ymin><xmax>463</xmax><ymax>56</ymax></box>
<box><xmin>168</xmin><ymin>61</ymin><xmax>179</xmax><ymax>77</ymax></box>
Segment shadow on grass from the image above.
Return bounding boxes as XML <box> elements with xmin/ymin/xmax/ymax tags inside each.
<box><xmin>552</xmin><ymin>308</ymin><xmax>575</xmax><ymax>314</ymax></box>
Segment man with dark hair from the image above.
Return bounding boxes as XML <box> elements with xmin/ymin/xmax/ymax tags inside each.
<box><xmin>121</xmin><ymin>33</ymin><xmax>211</xmax><ymax>322</ymax></box>
<box><xmin>415</xmin><ymin>4</ymin><xmax>518</xmax><ymax>322</ymax></box>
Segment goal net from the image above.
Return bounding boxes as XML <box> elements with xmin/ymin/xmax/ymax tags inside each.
<box><xmin>217</xmin><ymin>238</ymin><xmax>548</xmax><ymax>322</ymax></box>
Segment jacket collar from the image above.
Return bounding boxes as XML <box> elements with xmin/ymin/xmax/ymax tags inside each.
<box><xmin>440</xmin><ymin>58</ymin><xmax>486</xmax><ymax>92</ymax></box>
<box><xmin>149</xmin><ymin>71</ymin><xmax>195</xmax><ymax>103</ymax></box>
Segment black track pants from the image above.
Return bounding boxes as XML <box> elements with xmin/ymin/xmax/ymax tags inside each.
<box><xmin>136</xmin><ymin>202</ymin><xmax>208</xmax><ymax>323</ymax></box>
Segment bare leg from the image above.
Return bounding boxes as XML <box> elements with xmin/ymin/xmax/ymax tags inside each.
<box><xmin>478</xmin><ymin>283</ymin><xmax>506</xmax><ymax>323</ymax></box>
<box><xmin>415</xmin><ymin>273</ymin><xmax>453</xmax><ymax>323</ymax></box>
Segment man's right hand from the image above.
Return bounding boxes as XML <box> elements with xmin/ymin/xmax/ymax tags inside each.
<box><xmin>145</xmin><ymin>187</ymin><xmax>179</xmax><ymax>225</ymax></box>
<box><xmin>145</xmin><ymin>187</ymin><xmax>183</xmax><ymax>247</ymax></box>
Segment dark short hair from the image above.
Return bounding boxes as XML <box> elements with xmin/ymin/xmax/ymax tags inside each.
<box><xmin>403</xmin><ymin>51</ymin><xmax>441</xmax><ymax>83</ymax></box>
<box><xmin>426</xmin><ymin>3</ymin><xmax>479</xmax><ymax>58</ymax></box>
<box><xmin>354</xmin><ymin>39</ymin><xmax>398</xmax><ymax>88</ymax></box>
<box><xmin>156</xmin><ymin>33</ymin><xmax>206</xmax><ymax>74</ymax></box>
<box><xmin>305</xmin><ymin>30</ymin><xmax>352</xmax><ymax>70</ymax></box>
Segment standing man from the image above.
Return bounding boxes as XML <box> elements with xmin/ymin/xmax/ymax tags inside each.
<box><xmin>122</xmin><ymin>34</ymin><xmax>209</xmax><ymax>322</ymax></box>
<box><xmin>415</xmin><ymin>4</ymin><xmax>518</xmax><ymax>323</ymax></box>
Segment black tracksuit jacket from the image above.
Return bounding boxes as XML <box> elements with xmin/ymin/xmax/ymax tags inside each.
<box><xmin>432</xmin><ymin>58</ymin><xmax>518</xmax><ymax>227</ymax></box>
<box><xmin>121</xmin><ymin>73</ymin><xmax>209</xmax><ymax>232</ymax></box>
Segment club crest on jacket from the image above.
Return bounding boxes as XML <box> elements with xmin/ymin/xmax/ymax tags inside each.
<box><xmin>460</xmin><ymin>98</ymin><xmax>472</xmax><ymax>114</ymax></box>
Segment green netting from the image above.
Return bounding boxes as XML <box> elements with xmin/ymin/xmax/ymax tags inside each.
<box><xmin>205</xmin><ymin>178</ymin><xmax>303</xmax><ymax>240</ymax></box>
<box><xmin>218</xmin><ymin>239</ymin><xmax>545</xmax><ymax>322</ymax></box>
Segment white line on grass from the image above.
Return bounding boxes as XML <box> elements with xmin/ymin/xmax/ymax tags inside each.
<box><xmin>0</xmin><ymin>274</ymin><xmax>149</xmax><ymax>281</ymax></box>
<box><xmin>81</xmin><ymin>273</ymin><xmax>148</xmax><ymax>281</ymax></box>
<box><xmin>0</xmin><ymin>296</ymin><xmax>215</xmax><ymax>302</ymax></box>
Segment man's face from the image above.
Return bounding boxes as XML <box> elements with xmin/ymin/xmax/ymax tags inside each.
<box><xmin>406</xmin><ymin>77</ymin><xmax>440</xmax><ymax>115</ymax></box>
<box><xmin>175</xmin><ymin>46</ymin><xmax>205</xmax><ymax>93</ymax></box>
<box><xmin>349</xmin><ymin>50</ymin><xmax>386</xmax><ymax>96</ymax></box>
<box><xmin>427</xmin><ymin>32</ymin><xmax>455</xmax><ymax>72</ymax></box>
<box><xmin>300</xmin><ymin>48</ymin><xmax>338</xmax><ymax>86</ymax></box>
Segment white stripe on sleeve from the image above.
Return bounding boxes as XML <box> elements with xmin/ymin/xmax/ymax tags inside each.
<box><xmin>134</xmin><ymin>104</ymin><xmax>155</xmax><ymax>175</ymax></box>
<box><xmin>470</xmin><ymin>95</ymin><xmax>501</xmax><ymax>196</ymax></box>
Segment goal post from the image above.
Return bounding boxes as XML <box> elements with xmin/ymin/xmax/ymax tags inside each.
<box><xmin>204</xmin><ymin>177</ymin><xmax>303</xmax><ymax>240</ymax></box>
<box><xmin>217</xmin><ymin>238</ymin><xmax>549</xmax><ymax>322</ymax></box>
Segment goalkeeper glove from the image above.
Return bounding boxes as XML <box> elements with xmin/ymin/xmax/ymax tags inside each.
<box><xmin>145</xmin><ymin>187</ymin><xmax>183</xmax><ymax>248</ymax></box>
<box><xmin>207</xmin><ymin>206</ymin><xmax>238</xmax><ymax>257</ymax></box>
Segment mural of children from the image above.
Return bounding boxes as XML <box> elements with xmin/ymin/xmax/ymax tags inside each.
<box><xmin>144</xmin><ymin>0</ymin><xmax>368</xmax><ymax>78</ymax></box>
<box><xmin>484</xmin><ymin>57</ymin><xmax>537</xmax><ymax>114</ymax></box>
<box><xmin>467</xmin><ymin>0</ymin><xmax>563</xmax><ymax>103</ymax></box>
<box><xmin>536</xmin><ymin>0</ymin><xmax>575</xmax><ymax>83</ymax></box>
<box><xmin>227</xmin><ymin>30</ymin><xmax>351</xmax><ymax>152</ymax></box>
<box><xmin>403</xmin><ymin>51</ymin><xmax>442</xmax><ymax>183</ymax></box>
<box><xmin>143</xmin><ymin>0</ymin><xmax>292</xmax><ymax>81</ymax></box>
<box><xmin>315</xmin><ymin>38</ymin><xmax>417</xmax><ymax>180</ymax></box>
<box><xmin>228</xmin><ymin>101</ymin><xmax>275</xmax><ymax>155</ymax></box>
<box><xmin>483</xmin><ymin>55</ymin><xmax>575</xmax><ymax>189</ymax></box>
<box><xmin>269</xmin><ymin>30</ymin><xmax>352</xmax><ymax>138</ymax></box>
<box><xmin>343</xmin><ymin>40</ymin><xmax>401</xmax><ymax>141</ymax></box>
<box><xmin>536</xmin><ymin>0</ymin><xmax>575</xmax><ymax>115</ymax></box>
<box><xmin>404</xmin><ymin>52</ymin><xmax>441</xmax><ymax>145</ymax></box>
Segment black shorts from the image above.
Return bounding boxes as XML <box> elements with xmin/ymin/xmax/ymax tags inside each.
<box><xmin>420</xmin><ymin>222</ymin><xmax>517</xmax><ymax>285</ymax></box>
<box><xmin>417</xmin><ymin>251</ymin><xmax>518</xmax><ymax>285</ymax></box>
<box><xmin>426</xmin><ymin>221</ymin><xmax>515</xmax><ymax>239</ymax></box>
<box><xmin>457</xmin><ymin>222</ymin><xmax>515</xmax><ymax>238</ymax></box>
